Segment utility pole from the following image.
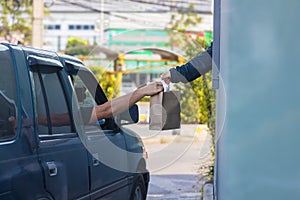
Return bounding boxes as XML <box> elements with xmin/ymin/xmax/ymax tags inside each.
<box><xmin>99</xmin><ymin>0</ymin><xmax>104</xmax><ymax>46</ymax></box>
<box><xmin>32</xmin><ymin>0</ymin><xmax>44</xmax><ymax>48</ymax></box>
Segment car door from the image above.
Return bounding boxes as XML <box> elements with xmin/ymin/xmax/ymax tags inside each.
<box><xmin>28</xmin><ymin>54</ymin><xmax>90</xmax><ymax>200</ymax></box>
<box><xmin>68</xmin><ymin>66</ymin><xmax>130</xmax><ymax>199</ymax></box>
<box><xmin>0</xmin><ymin>45</ymin><xmax>47</xmax><ymax>200</ymax></box>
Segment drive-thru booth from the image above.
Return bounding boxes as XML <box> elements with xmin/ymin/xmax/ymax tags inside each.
<box><xmin>212</xmin><ymin>0</ymin><xmax>300</xmax><ymax>199</ymax></box>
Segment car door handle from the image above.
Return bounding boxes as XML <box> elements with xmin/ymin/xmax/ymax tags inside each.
<box><xmin>92</xmin><ymin>153</ymin><xmax>100</xmax><ymax>166</ymax></box>
<box><xmin>47</xmin><ymin>161</ymin><xmax>58</xmax><ymax>177</ymax></box>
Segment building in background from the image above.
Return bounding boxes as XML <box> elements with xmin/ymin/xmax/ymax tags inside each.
<box><xmin>43</xmin><ymin>0</ymin><xmax>213</xmax><ymax>52</ymax></box>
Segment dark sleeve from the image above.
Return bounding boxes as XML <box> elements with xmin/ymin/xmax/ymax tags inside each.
<box><xmin>170</xmin><ymin>43</ymin><xmax>213</xmax><ymax>83</ymax></box>
<box><xmin>170</xmin><ymin>62</ymin><xmax>201</xmax><ymax>83</ymax></box>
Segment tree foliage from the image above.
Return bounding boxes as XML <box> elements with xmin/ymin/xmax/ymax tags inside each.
<box><xmin>88</xmin><ymin>66</ymin><xmax>119</xmax><ymax>100</ymax></box>
<box><xmin>167</xmin><ymin>4</ymin><xmax>216</xmax><ymax>191</ymax></box>
<box><xmin>65</xmin><ymin>37</ymin><xmax>91</xmax><ymax>56</ymax></box>
<box><xmin>65</xmin><ymin>37</ymin><xmax>118</xmax><ymax>100</ymax></box>
<box><xmin>0</xmin><ymin>0</ymin><xmax>33</xmax><ymax>44</ymax></box>
<box><xmin>166</xmin><ymin>4</ymin><xmax>214</xmax><ymax>124</ymax></box>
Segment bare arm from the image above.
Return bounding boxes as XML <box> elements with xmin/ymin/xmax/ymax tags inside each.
<box><xmin>38</xmin><ymin>113</ymin><xmax>71</xmax><ymax>126</ymax></box>
<box><xmin>35</xmin><ymin>82</ymin><xmax>163</xmax><ymax>125</ymax></box>
<box><xmin>90</xmin><ymin>82</ymin><xmax>163</xmax><ymax>122</ymax></box>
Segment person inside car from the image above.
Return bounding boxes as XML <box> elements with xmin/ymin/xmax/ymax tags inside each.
<box><xmin>8</xmin><ymin>81</ymin><xmax>164</xmax><ymax>127</ymax></box>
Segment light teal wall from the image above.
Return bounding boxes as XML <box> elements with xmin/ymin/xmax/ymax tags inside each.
<box><xmin>216</xmin><ymin>0</ymin><xmax>300</xmax><ymax>199</ymax></box>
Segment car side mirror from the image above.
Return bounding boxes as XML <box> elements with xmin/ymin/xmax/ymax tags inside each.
<box><xmin>119</xmin><ymin>104</ymin><xmax>139</xmax><ymax>125</ymax></box>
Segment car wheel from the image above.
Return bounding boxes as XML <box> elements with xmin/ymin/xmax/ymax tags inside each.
<box><xmin>130</xmin><ymin>175</ymin><xmax>146</xmax><ymax>200</ymax></box>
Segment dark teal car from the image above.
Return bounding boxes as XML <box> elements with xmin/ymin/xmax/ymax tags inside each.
<box><xmin>0</xmin><ymin>43</ymin><xmax>149</xmax><ymax>200</ymax></box>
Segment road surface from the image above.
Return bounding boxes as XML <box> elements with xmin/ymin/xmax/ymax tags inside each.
<box><xmin>124</xmin><ymin>124</ymin><xmax>213</xmax><ymax>199</ymax></box>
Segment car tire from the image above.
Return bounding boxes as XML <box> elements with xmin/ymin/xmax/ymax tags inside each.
<box><xmin>130</xmin><ymin>175</ymin><xmax>146</xmax><ymax>200</ymax></box>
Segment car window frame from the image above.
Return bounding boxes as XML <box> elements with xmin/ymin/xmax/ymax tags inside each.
<box><xmin>29</xmin><ymin>59</ymin><xmax>77</xmax><ymax>140</ymax></box>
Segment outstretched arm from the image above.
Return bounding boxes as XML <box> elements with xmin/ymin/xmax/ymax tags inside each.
<box><xmin>89</xmin><ymin>82</ymin><xmax>163</xmax><ymax>122</ymax></box>
<box><xmin>161</xmin><ymin>43</ymin><xmax>213</xmax><ymax>83</ymax></box>
<box><xmin>36</xmin><ymin>82</ymin><xmax>163</xmax><ymax>126</ymax></box>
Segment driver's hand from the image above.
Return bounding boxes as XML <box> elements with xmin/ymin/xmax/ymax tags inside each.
<box><xmin>139</xmin><ymin>82</ymin><xmax>163</xmax><ymax>96</ymax></box>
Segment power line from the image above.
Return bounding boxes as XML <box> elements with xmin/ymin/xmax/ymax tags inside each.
<box><xmin>55</xmin><ymin>0</ymin><xmax>212</xmax><ymax>29</ymax></box>
<box><xmin>59</xmin><ymin>0</ymin><xmax>168</xmax><ymax>14</ymax></box>
<box><xmin>58</xmin><ymin>0</ymin><xmax>169</xmax><ymax>27</ymax></box>
<box><xmin>127</xmin><ymin>0</ymin><xmax>212</xmax><ymax>14</ymax></box>
<box><xmin>58</xmin><ymin>0</ymin><xmax>211</xmax><ymax>14</ymax></box>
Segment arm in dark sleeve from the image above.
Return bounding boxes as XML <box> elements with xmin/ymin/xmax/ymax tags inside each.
<box><xmin>170</xmin><ymin>43</ymin><xmax>213</xmax><ymax>83</ymax></box>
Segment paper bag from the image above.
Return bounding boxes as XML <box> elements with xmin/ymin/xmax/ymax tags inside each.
<box><xmin>149</xmin><ymin>91</ymin><xmax>181</xmax><ymax>130</ymax></box>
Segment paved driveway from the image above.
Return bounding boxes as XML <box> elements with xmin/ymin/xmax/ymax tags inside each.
<box><xmin>124</xmin><ymin>124</ymin><xmax>213</xmax><ymax>199</ymax></box>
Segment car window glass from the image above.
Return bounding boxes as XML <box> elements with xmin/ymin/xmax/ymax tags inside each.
<box><xmin>73</xmin><ymin>76</ymin><xmax>97</xmax><ymax>108</ymax></box>
<box><xmin>32</xmin><ymin>71</ymin><xmax>72</xmax><ymax>136</ymax></box>
<box><xmin>72</xmin><ymin>75</ymin><xmax>102</xmax><ymax>130</ymax></box>
<box><xmin>0</xmin><ymin>49</ymin><xmax>18</xmax><ymax>140</ymax></box>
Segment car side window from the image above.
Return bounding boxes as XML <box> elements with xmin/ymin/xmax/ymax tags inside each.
<box><xmin>73</xmin><ymin>76</ymin><xmax>97</xmax><ymax>108</ymax></box>
<box><xmin>32</xmin><ymin>70</ymin><xmax>72</xmax><ymax>137</ymax></box>
<box><xmin>71</xmin><ymin>74</ymin><xmax>101</xmax><ymax>129</ymax></box>
<box><xmin>70</xmin><ymin>72</ymin><xmax>118</xmax><ymax>131</ymax></box>
<box><xmin>0</xmin><ymin>49</ymin><xmax>18</xmax><ymax>140</ymax></box>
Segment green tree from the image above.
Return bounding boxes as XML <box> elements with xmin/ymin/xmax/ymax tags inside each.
<box><xmin>166</xmin><ymin>4</ymin><xmax>216</xmax><ymax>192</ymax></box>
<box><xmin>88</xmin><ymin>66</ymin><xmax>119</xmax><ymax>100</ymax></box>
<box><xmin>0</xmin><ymin>0</ymin><xmax>33</xmax><ymax>44</ymax></box>
<box><xmin>166</xmin><ymin>4</ymin><xmax>213</xmax><ymax>124</ymax></box>
<box><xmin>65</xmin><ymin>37</ymin><xmax>91</xmax><ymax>56</ymax></box>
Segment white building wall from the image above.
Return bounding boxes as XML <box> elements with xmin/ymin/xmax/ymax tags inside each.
<box><xmin>44</xmin><ymin>12</ymin><xmax>101</xmax><ymax>51</ymax></box>
<box><xmin>42</xmin><ymin>0</ymin><xmax>213</xmax><ymax>52</ymax></box>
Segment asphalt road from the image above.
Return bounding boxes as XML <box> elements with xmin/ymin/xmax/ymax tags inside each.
<box><xmin>124</xmin><ymin>124</ymin><xmax>213</xmax><ymax>200</ymax></box>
